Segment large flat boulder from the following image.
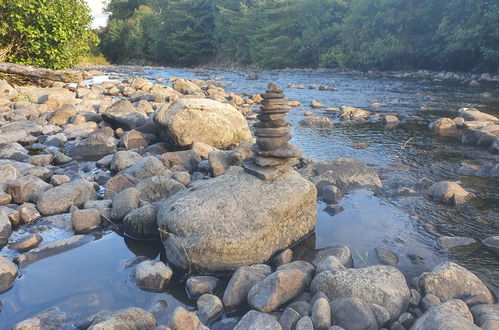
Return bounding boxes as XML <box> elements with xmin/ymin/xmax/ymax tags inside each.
<box><xmin>154</xmin><ymin>98</ymin><xmax>252</xmax><ymax>149</ymax></box>
<box><xmin>157</xmin><ymin>167</ymin><xmax>317</xmax><ymax>273</ymax></box>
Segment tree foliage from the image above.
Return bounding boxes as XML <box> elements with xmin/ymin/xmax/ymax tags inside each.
<box><xmin>0</xmin><ymin>0</ymin><xmax>95</xmax><ymax>69</ymax></box>
<box><xmin>100</xmin><ymin>0</ymin><xmax>499</xmax><ymax>72</ymax></box>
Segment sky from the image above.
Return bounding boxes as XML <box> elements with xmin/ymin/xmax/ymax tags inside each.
<box><xmin>85</xmin><ymin>0</ymin><xmax>108</xmax><ymax>28</ymax></box>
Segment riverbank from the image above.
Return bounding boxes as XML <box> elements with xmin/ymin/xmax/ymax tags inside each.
<box><xmin>1</xmin><ymin>66</ymin><xmax>498</xmax><ymax>328</ymax></box>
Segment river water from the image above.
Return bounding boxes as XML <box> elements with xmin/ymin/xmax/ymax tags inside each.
<box><xmin>1</xmin><ymin>67</ymin><xmax>498</xmax><ymax>328</ymax></box>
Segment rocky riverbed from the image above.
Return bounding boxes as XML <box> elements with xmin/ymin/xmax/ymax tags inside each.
<box><xmin>0</xmin><ymin>66</ymin><xmax>498</xmax><ymax>329</ymax></box>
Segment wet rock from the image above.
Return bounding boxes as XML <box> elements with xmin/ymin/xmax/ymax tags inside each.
<box><xmin>383</xmin><ymin>115</ymin><xmax>400</xmax><ymax>124</ymax></box>
<box><xmin>0</xmin><ymin>212</ymin><xmax>12</xmax><ymax>247</ymax></box>
<box><xmin>329</xmin><ymin>297</ymin><xmax>377</xmax><ymax>330</ymax></box>
<box><xmin>14</xmin><ymin>235</ymin><xmax>93</xmax><ymax>267</ymax></box>
<box><xmin>338</xmin><ymin>106</ymin><xmax>371</xmax><ymax>121</ymax></box>
<box><xmin>37</xmin><ymin>179</ymin><xmax>96</xmax><ymax>216</ymax></box>
<box><xmin>310</xmin><ymin>100</ymin><xmax>324</xmax><ymax>108</ymax></box>
<box><xmin>312</xmin><ymin>298</ymin><xmax>331</xmax><ymax>329</ymax></box>
<box><xmin>316</xmin><ymin>256</ymin><xmax>346</xmax><ymax>274</ymax></box>
<box><xmin>172</xmin><ymin>171</ymin><xmax>191</xmax><ymax>186</ymax></box>
<box><xmin>416</xmin><ymin>262</ymin><xmax>494</xmax><ymax>304</ymax></box>
<box><xmin>186</xmin><ymin>276</ymin><xmax>220</xmax><ymax>298</ymax></box>
<box><xmin>83</xmin><ymin>307</ymin><xmax>156</xmax><ymax>329</ymax></box>
<box><xmin>421</xmin><ymin>294</ymin><xmax>442</xmax><ymax>311</ymax></box>
<box><xmin>6</xmin><ymin>175</ymin><xmax>52</xmax><ymax>204</ymax></box>
<box><xmin>223</xmin><ymin>264</ymin><xmax>272</xmax><ymax>311</ymax></box>
<box><xmin>311</xmin><ymin>244</ymin><xmax>354</xmax><ymax>268</ymax></box>
<box><xmin>111</xmin><ymin>187</ymin><xmax>140</xmax><ymax>222</ymax></box>
<box><xmin>311</xmin><ymin>265</ymin><xmax>410</xmax><ymax>320</ymax></box>
<box><xmin>168</xmin><ymin>306</ymin><xmax>207</xmax><ymax>330</ymax></box>
<box><xmin>19</xmin><ymin>203</ymin><xmax>41</xmax><ymax>224</ymax></box>
<box><xmin>135</xmin><ymin>260</ymin><xmax>173</xmax><ymax>291</ymax></box>
<box><xmin>12</xmin><ymin>308</ymin><xmax>67</xmax><ymax>330</ymax></box>
<box><xmin>458</xmin><ymin>108</ymin><xmax>499</xmax><ymax>123</ymax></box>
<box><xmin>50</xmin><ymin>174</ymin><xmax>71</xmax><ymax>186</ymax></box>
<box><xmin>67</xmin><ymin>130</ymin><xmax>117</xmax><ymax>159</ymax></box>
<box><xmin>157</xmin><ymin>167</ymin><xmax>317</xmax><ymax>272</ymax></box>
<box><xmin>322</xmin><ymin>185</ymin><xmax>342</xmax><ymax>204</ymax></box>
<box><xmin>482</xmin><ymin>236</ymin><xmax>499</xmax><ymax>254</ymax></box>
<box><xmin>299</xmin><ymin>116</ymin><xmax>334</xmax><ymax>128</ymax></box>
<box><xmin>248</xmin><ymin>268</ymin><xmax>309</xmax><ymax>313</ymax></box>
<box><xmin>279</xmin><ymin>307</ymin><xmax>301</xmax><ymax>330</ymax></box>
<box><xmin>295</xmin><ymin>316</ymin><xmax>314</xmax><ymax>330</ymax></box>
<box><xmin>110</xmin><ymin>150</ymin><xmax>142</xmax><ymax>173</ymax></box>
<box><xmin>436</xmin><ymin>236</ymin><xmax>477</xmax><ymax>250</ymax></box>
<box><xmin>430</xmin><ymin>118</ymin><xmax>456</xmax><ymax>130</ymax></box>
<box><xmin>197</xmin><ymin>294</ymin><xmax>223</xmax><ymax>324</ymax></box>
<box><xmin>161</xmin><ymin>150</ymin><xmax>201</xmax><ymax>172</ymax></box>
<box><xmin>0</xmin><ymin>256</ymin><xmax>17</xmax><ymax>293</ymax></box>
<box><xmin>234</xmin><ymin>310</ymin><xmax>281</xmax><ymax>330</ymax></box>
<box><xmin>375</xmin><ymin>247</ymin><xmax>399</xmax><ymax>265</ymax></box>
<box><xmin>427</xmin><ymin>181</ymin><xmax>471</xmax><ymax>205</ymax></box>
<box><xmin>411</xmin><ymin>299</ymin><xmax>479</xmax><ymax>330</ymax></box>
<box><xmin>471</xmin><ymin>303</ymin><xmax>499</xmax><ymax>329</ymax></box>
<box><xmin>121</xmin><ymin>156</ymin><xmax>171</xmax><ymax>180</ymax></box>
<box><xmin>136</xmin><ymin>176</ymin><xmax>185</xmax><ymax>203</ymax></box>
<box><xmin>299</xmin><ymin>158</ymin><xmax>382</xmax><ymax>195</ymax></box>
<box><xmin>9</xmin><ymin>234</ymin><xmax>42</xmax><ymax>252</ymax></box>
<box><xmin>104</xmin><ymin>174</ymin><xmax>138</xmax><ymax>199</ymax></box>
<box><xmin>72</xmin><ymin>208</ymin><xmax>101</xmax><ymax>232</ymax></box>
<box><xmin>154</xmin><ymin>98</ymin><xmax>251</xmax><ymax>149</ymax></box>
<box><xmin>123</xmin><ymin>203</ymin><xmax>159</xmax><ymax>239</ymax></box>
<box><xmin>102</xmin><ymin>99</ymin><xmax>147</xmax><ymax>130</ymax></box>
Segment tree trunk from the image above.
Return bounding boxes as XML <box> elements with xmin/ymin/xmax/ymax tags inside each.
<box><xmin>0</xmin><ymin>62</ymin><xmax>83</xmax><ymax>83</ymax></box>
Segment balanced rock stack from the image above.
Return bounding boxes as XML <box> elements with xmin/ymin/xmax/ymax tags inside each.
<box><xmin>243</xmin><ymin>82</ymin><xmax>303</xmax><ymax>180</ymax></box>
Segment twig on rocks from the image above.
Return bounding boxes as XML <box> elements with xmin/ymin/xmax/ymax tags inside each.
<box><xmin>395</xmin><ymin>136</ymin><xmax>415</xmax><ymax>157</ymax></box>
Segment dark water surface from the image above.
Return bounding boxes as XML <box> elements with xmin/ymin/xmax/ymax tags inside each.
<box><xmin>1</xmin><ymin>68</ymin><xmax>498</xmax><ymax>328</ymax></box>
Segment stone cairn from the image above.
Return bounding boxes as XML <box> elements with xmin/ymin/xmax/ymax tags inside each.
<box><xmin>243</xmin><ymin>82</ymin><xmax>303</xmax><ymax>180</ymax></box>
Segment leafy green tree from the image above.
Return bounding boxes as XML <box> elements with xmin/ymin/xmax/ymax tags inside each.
<box><xmin>0</xmin><ymin>0</ymin><xmax>95</xmax><ymax>69</ymax></box>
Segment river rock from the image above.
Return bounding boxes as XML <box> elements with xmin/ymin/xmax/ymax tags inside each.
<box><xmin>430</xmin><ymin>118</ymin><xmax>456</xmax><ymax>130</ymax></box>
<box><xmin>482</xmin><ymin>236</ymin><xmax>499</xmax><ymax>254</ymax></box>
<box><xmin>248</xmin><ymin>268</ymin><xmax>309</xmax><ymax>313</ymax></box>
<box><xmin>458</xmin><ymin>108</ymin><xmax>499</xmax><ymax>124</ymax></box>
<box><xmin>168</xmin><ymin>306</ymin><xmax>207</xmax><ymax>330</ymax></box>
<box><xmin>171</xmin><ymin>171</ymin><xmax>191</xmax><ymax>186</ymax></box>
<box><xmin>197</xmin><ymin>294</ymin><xmax>223</xmax><ymax>324</ymax></box>
<box><xmin>104</xmin><ymin>174</ymin><xmax>139</xmax><ymax>199</ymax></box>
<box><xmin>161</xmin><ymin>150</ymin><xmax>201</xmax><ymax>172</ymax></box>
<box><xmin>121</xmin><ymin>129</ymin><xmax>150</xmax><ymax>149</ymax></box>
<box><xmin>49</xmin><ymin>104</ymin><xmax>77</xmax><ymax>126</ymax></box>
<box><xmin>223</xmin><ymin>264</ymin><xmax>272</xmax><ymax>311</ymax></box>
<box><xmin>173</xmin><ymin>78</ymin><xmax>202</xmax><ymax>94</ymax></box>
<box><xmin>111</xmin><ymin>187</ymin><xmax>140</xmax><ymax>222</ymax></box>
<box><xmin>375</xmin><ymin>247</ymin><xmax>399</xmax><ymax>265</ymax></box>
<box><xmin>13</xmin><ymin>308</ymin><xmax>67</xmax><ymax>330</ymax></box>
<box><xmin>192</xmin><ymin>142</ymin><xmax>218</xmax><ymax>159</ymax></box>
<box><xmin>83</xmin><ymin>307</ymin><xmax>157</xmax><ymax>329</ymax></box>
<box><xmin>299</xmin><ymin>116</ymin><xmax>334</xmax><ymax>128</ymax></box>
<box><xmin>436</xmin><ymin>236</ymin><xmax>477</xmax><ymax>250</ymax></box>
<box><xmin>0</xmin><ymin>79</ymin><xmax>18</xmax><ymax>100</ymax></box>
<box><xmin>311</xmin><ymin>265</ymin><xmax>410</xmax><ymax>320</ymax></box>
<box><xmin>135</xmin><ymin>260</ymin><xmax>173</xmax><ymax>291</ymax></box>
<box><xmin>279</xmin><ymin>307</ymin><xmax>301</xmax><ymax>330</ymax></box>
<box><xmin>50</xmin><ymin>174</ymin><xmax>71</xmax><ymax>186</ymax></box>
<box><xmin>72</xmin><ymin>208</ymin><xmax>101</xmax><ymax>232</ymax></box>
<box><xmin>315</xmin><ymin>256</ymin><xmax>346</xmax><ymax>274</ymax></box>
<box><xmin>234</xmin><ymin>310</ymin><xmax>281</xmax><ymax>330</ymax></box>
<box><xmin>101</xmin><ymin>99</ymin><xmax>147</xmax><ymax>129</ymax></box>
<box><xmin>121</xmin><ymin>156</ymin><xmax>171</xmax><ymax>180</ymax></box>
<box><xmin>154</xmin><ymin>98</ymin><xmax>251</xmax><ymax>149</ymax></box>
<box><xmin>36</xmin><ymin>179</ymin><xmax>96</xmax><ymax>216</ymax></box>
<box><xmin>339</xmin><ymin>106</ymin><xmax>371</xmax><ymax>121</ymax></box>
<box><xmin>312</xmin><ymin>298</ymin><xmax>331</xmax><ymax>329</ymax></box>
<box><xmin>135</xmin><ymin>176</ymin><xmax>185</xmax><ymax>203</ymax></box>
<box><xmin>14</xmin><ymin>235</ymin><xmax>93</xmax><ymax>267</ymax></box>
<box><xmin>471</xmin><ymin>303</ymin><xmax>499</xmax><ymax>329</ymax></box>
<box><xmin>110</xmin><ymin>150</ymin><xmax>142</xmax><ymax>173</ymax></box>
<box><xmin>416</xmin><ymin>262</ymin><xmax>494</xmax><ymax>304</ymax></box>
<box><xmin>186</xmin><ymin>276</ymin><xmax>220</xmax><ymax>297</ymax></box>
<box><xmin>276</xmin><ymin>260</ymin><xmax>315</xmax><ymax>284</ymax></box>
<box><xmin>208</xmin><ymin>150</ymin><xmax>240</xmax><ymax>176</ymax></box>
<box><xmin>330</xmin><ymin>297</ymin><xmax>377</xmax><ymax>330</ymax></box>
<box><xmin>0</xmin><ymin>256</ymin><xmax>17</xmax><ymax>293</ymax></box>
<box><xmin>295</xmin><ymin>316</ymin><xmax>314</xmax><ymax>330</ymax></box>
<box><xmin>6</xmin><ymin>175</ymin><xmax>52</xmax><ymax>204</ymax></box>
<box><xmin>427</xmin><ymin>181</ymin><xmax>471</xmax><ymax>205</ymax></box>
<box><xmin>157</xmin><ymin>167</ymin><xmax>317</xmax><ymax>272</ymax></box>
<box><xmin>383</xmin><ymin>114</ymin><xmax>400</xmax><ymax>124</ymax></box>
<box><xmin>123</xmin><ymin>204</ymin><xmax>159</xmax><ymax>239</ymax></box>
<box><xmin>411</xmin><ymin>299</ymin><xmax>479</xmax><ymax>330</ymax></box>
<box><xmin>0</xmin><ymin>211</ymin><xmax>12</xmax><ymax>247</ymax></box>
<box><xmin>299</xmin><ymin>158</ymin><xmax>382</xmax><ymax>195</ymax></box>
<box><xmin>67</xmin><ymin>130</ymin><xmax>117</xmax><ymax>159</ymax></box>
<box><xmin>311</xmin><ymin>244</ymin><xmax>354</xmax><ymax>268</ymax></box>
<box><xmin>9</xmin><ymin>233</ymin><xmax>42</xmax><ymax>252</ymax></box>
<box><xmin>19</xmin><ymin>202</ymin><xmax>41</xmax><ymax>224</ymax></box>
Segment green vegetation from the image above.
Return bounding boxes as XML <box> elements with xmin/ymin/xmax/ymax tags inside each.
<box><xmin>101</xmin><ymin>0</ymin><xmax>499</xmax><ymax>72</ymax></box>
<box><xmin>0</xmin><ymin>0</ymin><xmax>96</xmax><ymax>69</ymax></box>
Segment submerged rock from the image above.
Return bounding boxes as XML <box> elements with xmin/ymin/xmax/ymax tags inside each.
<box><xmin>427</xmin><ymin>181</ymin><xmax>471</xmax><ymax>205</ymax></box>
<box><xmin>157</xmin><ymin>167</ymin><xmax>316</xmax><ymax>272</ymax></box>
<box><xmin>154</xmin><ymin>98</ymin><xmax>251</xmax><ymax>149</ymax></box>
<box><xmin>299</xmin><ymin>116</ymin><xmax>334</xmax><ymax>128</ymax></box>
<box><xmin>80</xmin><ymin>307</ymin><xmax>156</xmax><ymax>329</ymax></box>
<box><xmin>13</xmin><ymin>308</ymin><xmax>67</xmax><ymax>330</ymax></box>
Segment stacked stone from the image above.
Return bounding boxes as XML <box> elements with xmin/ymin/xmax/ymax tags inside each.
<box><xmin>244</xmin><ymin>82</ymin><xmax>302</xmax><ymax>180</ymax></box>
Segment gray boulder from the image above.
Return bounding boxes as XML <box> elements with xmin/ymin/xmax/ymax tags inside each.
<box><xmin>6</xmin><ymin>175</ymin><xmax>52</xmax><ymax>204</ymax></box>
<box><xmin>67</xmin><ymin>130</ymin><xmax>117</xmax><ymax>160</ymax></box>
<box><xmin>161</xmin><ymin>150</ymin><xmax>201</xmax><ymax>172</ymax></box>
<box><xmin>168</xmin><ymin>307</ymin><xmax>207</xmax><ymax>330</ymax></box>
<box><xmin>186</xmin><ymin>276</ymin><xmax>220</xmax><ymax>298</ymax></box>
<box><xmin>135</xmin><ymin>176</ymin><xmax>185</xmax><ymax>203</ymax></box>
<box><xmin>197</xmin><ymin>294</ymin><xmax>223</xmax><ymax>324</ymax></box>
<box><xmin>410</xmin><ymin>299</ymin><xmax>479</xmax><ymax>330</ymax></box>
<box><xmin>121</xmin><ymin>156</ymin><xmax>171</xmax><ymax>180</ymax></box>
<box><xmin>223</xmin><ymin>264</ymin><xmax>273</xmax><ymax>311</ymax></box>
<box><xmin>123</xmin><ymin>204</ymin><xmax>159</xmax><ymax>239</ymax></box>
<box><xmin>110</xmin><ymin>150</ymin><xmax>142</xmax><ymax>172</ymax></box>
<box><xmin>417</xmin><ymin>262</ymin><xmax>494</xmax><ymax>304</ymax></box>
<box><xmin>312</xmin><ymin>297</ymin><xmax>331</xmax><ymax>329</ymax></box>
<box><xmin>299</xmin><ymin>158</ymin><xmax>382</xmax><ymax>195</ymax></box>
<box><xmin>471</xmin><ymin>303</ymin><xmax>499</xmax><ymax>330</ymax></box>
<box><xmin>111</xmin><ymin>187</ymin><xmax>140</xmax><ymax>222</ymax></box>
<box><xmin>234</xmin><ymin>310</ymin><xmax>282</xmax><ymax>330</ymax></box>
<box><xmin>299</xmin><ymin>116</ymin><xmax>334</xmax><ymax>128</ymax></box>
<box><xmin>311</xmin><ymin>265</ymin><xmax>410</xmax><ymax>321</ymax></box>
<box><xmin>157</xmin><ymin>167</ymin><xmax>317</xmax><ymax>272</ymax></box>
<box><xmin>102</xmin><ymin>99</ymin><xmax>147</xmax><ymax>130</ymax></box>
<box><xmin>154</xmin><ymin>98</ymin><xmax>252</xmax><ymax>149</ymax></box>
<box><xmin>329</xmin><ymin>297</ymin><xmax>377</xmax><ymax>330</ymax></box>
<box><xmin>135</xmin><ymin>260</ymin><xmax>172</xmax><ymax>291</ymax></box>
<box><xmin>0</xmin><ymin>256</ymin><xmax>17</xmax><ymax>293</ymax></box>
<box><xmin>37</xmin><ymin>179</ymin><xmax>96</xmax><ymax>216</ymax></box>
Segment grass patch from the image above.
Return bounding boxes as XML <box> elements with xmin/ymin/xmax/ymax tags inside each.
<box><xmin>78</xmin><ymin>54</ymin><xmax>110</xmax><ymax>66</ymax></box>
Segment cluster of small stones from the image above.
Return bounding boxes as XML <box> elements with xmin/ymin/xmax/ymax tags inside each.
<box><xmin>244</xmin><ymin>83</ymin><xmax>303</xmax><ymax>180</ymax></box>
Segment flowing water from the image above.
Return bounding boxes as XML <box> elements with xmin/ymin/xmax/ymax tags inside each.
<box><xmin>1</xmin><ymin>67</ymin><xmax>498</xmax><ymax>328</ymax></box>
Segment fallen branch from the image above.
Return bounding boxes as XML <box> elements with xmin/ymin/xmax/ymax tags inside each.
<box><xmin>0</xmin><ymin>62</ymin><xmax>83</xmax><ymax>83</ymax></box>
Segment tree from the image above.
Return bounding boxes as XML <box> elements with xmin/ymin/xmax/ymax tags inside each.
<box><xmin>0</xmin><ymin>0</ymin><xmax>95</xmax><ymax>69</ymax></box>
